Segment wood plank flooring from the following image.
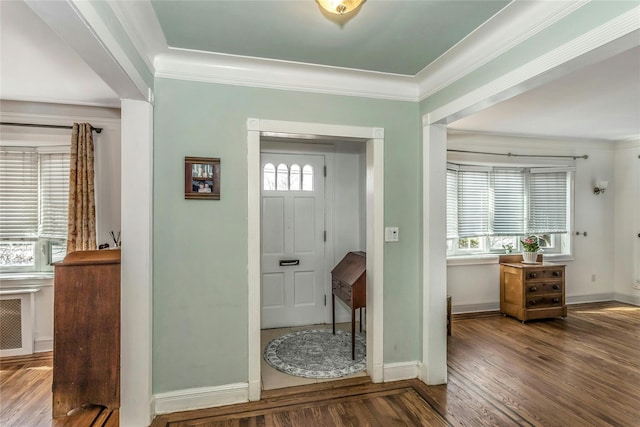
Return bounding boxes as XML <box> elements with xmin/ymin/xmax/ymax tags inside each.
<box><xmin>1</xmin><ymin>302</ymin><xmax>638</xmax><ymax>426</ymax></box>
<box><xmin>0</xmin><ymin>352</ymin><xmax>118</xmax><ymax>426</ymax></box>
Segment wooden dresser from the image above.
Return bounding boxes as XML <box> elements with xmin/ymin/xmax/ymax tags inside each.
<box><xmin>52</xmin><ymin>249</ymin><xmax>120</xmax><ymax>418</ymax></box>
<box><xmin>331</xmin><ymin>251</ymin><xmax>366</xmax><ymax>360</ymax></box>
<box><xmin>499</xmin><ymin>254</ymin><xmax>567</xmax><ymax>322</ymax></box>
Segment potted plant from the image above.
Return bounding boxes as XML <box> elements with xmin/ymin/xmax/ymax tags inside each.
<box><xmin>520</xmin><ymin>235</ymin><xmax>540</xmax><ymax>263</ymax></box>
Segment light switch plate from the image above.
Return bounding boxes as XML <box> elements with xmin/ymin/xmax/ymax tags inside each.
<box><xmin>385</xmin><ymin>227</ymin><xmax>399</xmax><ymax>242</ymax></box>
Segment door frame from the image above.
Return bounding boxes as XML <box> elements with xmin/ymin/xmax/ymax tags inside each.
<box><xmin>247</xmin><ymin>118</ymin><xmax>385</xmax><ymax>400</ymax></box>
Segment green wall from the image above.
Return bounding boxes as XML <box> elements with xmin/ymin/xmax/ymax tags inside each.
<box><xmin>153</xmin><ymin>79</ymin><xmax>421</xmax><ymax>393</ymax></box>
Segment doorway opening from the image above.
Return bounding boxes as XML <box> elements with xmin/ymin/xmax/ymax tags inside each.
<box><xmin>247</xmin><ymin>118</ymin><xmax>385</xmax><ymax>401</ymax></box>
<box><xmin>259</xmin><ymin>139</ymin><xmax>367</xmax><ymax>389</ymax></box>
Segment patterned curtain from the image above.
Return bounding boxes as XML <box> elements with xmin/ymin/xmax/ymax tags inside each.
<box><xmin>66</xmin><ymin>123</ymin><xmax>96</xmax><ymax>253</ymax></box>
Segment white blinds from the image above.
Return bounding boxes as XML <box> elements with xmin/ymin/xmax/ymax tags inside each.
<box><xmin>493</xmin><ymin>169</ymin><xmax>525</xmax><ymax>236</ymax></box>
<box><xmin>0</xmin><ymin>149</ymin><xmax>38</xmax><ymax>239</ymax></box>
<box><xmin>446</xmin><ymin>169</ymin><xmax>458</xmax><ymax>239</ymax></box>
<box><xmin>39</xmin><ymin>153</ymin><xmax>70</xmax><ymax>239</ymax></box>
<box><xmin>447</xmin><ymin>166</ymin><xmax>569</xmax><ymax>239</ymax></box>
<box><xmin>0</xmin><ymin>148</ymin><xmax>69</xmax><ymax>240</ymax></box>
<box><xmin>528</xmin><ymin>171</ymin><xmax>567</xmax><ymax>234</ymax></box>
<box><xmin>457</xmin><ymin>169</ymin><xmax>490</xmax><ymax>238</ymax></box>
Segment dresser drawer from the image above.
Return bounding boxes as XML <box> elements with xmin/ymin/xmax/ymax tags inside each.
<box><xmin>526</xmin><ymin>281</ymin><xmax>563</xmax><ymax>296</ymax></box>
<box><xmin>526</xmin><ymin>295</ymin><xmax>563</xmax><ymax>308</ymax></box>
<box><xmin>524</xmin><ymin>268</ymin><xmax>563</xmax><ymax>281</ymax></box>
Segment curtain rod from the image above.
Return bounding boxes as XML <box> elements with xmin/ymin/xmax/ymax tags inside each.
<box><xmin>0</xmin><ymin>122</ymin><xmax>103</xmax><ymax>134</ymax></box>
<box><xmin>447</xmin><ymin>149</ymin><xmax>588</xmax><ymax>160</ymax></box>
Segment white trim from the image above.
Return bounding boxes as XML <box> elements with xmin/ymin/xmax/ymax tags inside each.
<box><xmin>0</xmin><ymin>291</ymin><xmax>36</xmax><ymax>357</ymax></box>
<box><xmin>153</xmin><ymin>383</ymin><xmax>248</xmax><ymax>415</ymax></box>
<box><xmin>107</xmin><ymin>1</ymin><xmax>165</xmax><ymax>75</ymax></box>
<box><xmin>247</xmin><ymin>118</ymin><xmax>384</xmax><ymax>402</ymax></box>
<box><xmin>566</xmin><ymin>293</ymin><xmax>616</xmax><ymax>305</ymax></box>
<box><xmin>452</xmin><ymin>302</ymin><xmax>500</xmax><ymax>315</ymax></box>
<box><xmin>421</xmin><ymin>125</ymin><xmax>448</xmax><ymax>385</ymax></box>
<box><xmin>383</xmin><ymin>361</ymin><xmax>420</xmax><ymax>382</ymax></box>
<box><xmin>34</xmin><ymin>337</ymin><xmax>53</xmax><ymax>353</ymax></box>
<box><xmin>416</xmin><ymin>0</ymin><xmax>587</xmax><ymax>100</ymax></box>
<box><xmin>120</xmin><ymin>100</ymin><xmax>154</xmax><ymax>427</ymax></box>
<box><xmin>613</xmin><ymin>293</ymin><xmax>640</xmax><ymax>307</ymax></box>
<box><xmin>112</xmin><ymin>0</ymin><xmax>591</xmax><ymax>103</ymax></box>
<box><xmin>24</xmin><ymin>0</ymin><xmax>148</xmax><ymax>102</ymax></box>
<box><xmin>427</xmin><ymin>7</ymin><xmax>640</xmax><ymax>125</ymax></box>
<box><xmin>156</xmin><ymin>49</ymin><xmax>417</xmax><ymax>101</ymax></box>
<box><xmin>68</xmin><ymin>0</ymin><xmax>151</xmax><ymax>101</ymax></box>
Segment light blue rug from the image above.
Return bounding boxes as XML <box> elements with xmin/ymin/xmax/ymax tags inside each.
<box><xmin>264</xmin><ymin>328</ymin><xmax>366</xmax><ymax>379</ymax></box>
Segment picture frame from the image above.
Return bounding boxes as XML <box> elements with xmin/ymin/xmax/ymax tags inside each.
<box><xmin>185</xmin><ymin>156</ymin><xmax>221</xmax><ymax>200</ymax></box>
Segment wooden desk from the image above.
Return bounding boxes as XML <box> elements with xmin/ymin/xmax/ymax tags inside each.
<box><xmin>331</xmin><ymin>251</ymin><xmax>366</xmax><ymax>360</ymax></box>
<box><xmin>499</xmin><ymin>255</ymin><xmax>566</xmax><ymax>322</ymax></box>
<box><xmin>52</xmin><ymin>249</ymin><xmax>120</xmax><ymax>418</ymax></box>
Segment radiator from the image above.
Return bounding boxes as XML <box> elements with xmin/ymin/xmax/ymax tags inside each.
<box><xmin>0</xmin><ymin>289</ymin><xmax>38</xmax><ymax>357</ymax></box>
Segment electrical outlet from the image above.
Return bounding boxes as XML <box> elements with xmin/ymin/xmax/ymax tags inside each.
<box><xmin>591</xmin><ymin>274</ymin><xmax>596</xmax><ymax>282</ymax></box>
<box><xmin>633</xmin><ymin>281</ymin><xmax>640</xmax><ymax>290</ymax></box>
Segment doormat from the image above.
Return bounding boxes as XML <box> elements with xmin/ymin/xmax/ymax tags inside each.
<box><xmin>264</xmin><ymin>328</ymin><xmax>366</xmax><ymax>379</ymax></box>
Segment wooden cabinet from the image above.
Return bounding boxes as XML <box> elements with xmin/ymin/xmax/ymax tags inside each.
<box><xmin>499</xmin><ymin>255</ymin><xmax>566</xmax><ymax>322</ymax></box>
<box><xmin>331</xmin><ymin>251</ymin><xmax>366</xmax><ymax>360</ymax></box>
<box><xmin>52</xmin><ymin>249</ymin><xmax>120</xmax><ymax>418</ymax></box>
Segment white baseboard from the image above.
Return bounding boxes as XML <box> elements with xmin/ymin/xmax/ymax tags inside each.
<box><xmin>566</xmin><ymin>293</ymin><xmax>615</xmax><ymax>304</ymax></box>
<box><xmin>383</xmin><ymin>361</ymin><xmax>419</xmax><ymax>382</ymax></box>
<box><xmin>34</xmin><ymin>338</ymin><xmax>53</xmax><ymax>353</ymax></box>
<box><xmin>153</xmin><ymin>382</ymin><xmax>248</xmax><ymax>415</ymax></box>
<box><xmin>614</xmin><ymin>292</ymin><xmax>640</xmax><ymax>306</ymax></box>
<box><xmin>452</xmin><ymin>302</ymin><xmax>499</xmax><ymax>314</ymax></box>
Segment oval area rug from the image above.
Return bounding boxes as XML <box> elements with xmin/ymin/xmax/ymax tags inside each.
<box><xmin>264</xmin><ymin>328</ymin><xmax>366</xmax><ymax>379</ymax></box>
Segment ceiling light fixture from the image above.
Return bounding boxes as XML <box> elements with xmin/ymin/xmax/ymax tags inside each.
<box><xmin>316</xmin><ymin>0</ymin><xmax>363</xmax><ymax>15</ymax></box>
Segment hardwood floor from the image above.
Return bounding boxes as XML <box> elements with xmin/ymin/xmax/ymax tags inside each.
<box><xmin>0</xmin><ymin>352</ymin><xmax>118</xmax><ymax>426</ymax></box>
<box><xmin>2</xmin><ymin>302</ymin><xmax>638</xmax><ymax>426</ymax></box>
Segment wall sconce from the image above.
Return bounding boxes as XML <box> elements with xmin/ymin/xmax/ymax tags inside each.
<box><xmin>593</xmin><ymin>180</ymin><xmax>608</xmax><ymax>195</ymax></box>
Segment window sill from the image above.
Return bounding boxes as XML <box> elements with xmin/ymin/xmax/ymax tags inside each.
<box><xmin>0</xmin><ymin>272</ymin><xmax>54</xmax><ymax>289</ymax></box>
<box><xmin>447</xmin><ymin>253</ymin><xmax>573</xmax><ymax>266</ymax></box>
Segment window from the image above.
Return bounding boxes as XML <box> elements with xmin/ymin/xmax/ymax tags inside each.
<box><xmin>0</xmin><ymin>147</ymin><xmax>70</xmax><ymax>272</ymax></box>
<box><xmin>446</xmin><ymin>164</ymin><xmax>572</xmax><ymax>257</ymax></box>
<box><xmin>263</xmin><ymin>162</ymin><xmax>314</xmax><ymax>192</ymax></box>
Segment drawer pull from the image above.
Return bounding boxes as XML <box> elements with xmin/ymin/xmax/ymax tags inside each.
<box><xmin>552</xmin><ymin>285</ymin><xmax>559</xmax><ymax>290</ymax></box>
<box><xmin>529</xmin><ymin>286</ymin><xmax>537</xmax><ymax>292</ymax></box>
<box><xmin>279</xmin><ymin>259</ymin><xmax>300</xmax><ymax>266</ymax></box>
<box><xmin>528</xmin><ymin>273</ymin><xmax>537</xmax><ymax>279</ymax></box>
<box><xmin>552</xmin><ymin>271</ymin><xmax>561</xmax><ymax>277</ymax></box>
<box><xmin>528</xmin><ymin>300</ymin><xmax>537</xmax><ymax>305</ymax></box>
<box><xmin>552</xmin><ymin>298</ymin><xmax>560</xmax><ymax>303</ymax></box>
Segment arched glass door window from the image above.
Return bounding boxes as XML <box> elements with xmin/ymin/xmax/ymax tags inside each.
<box><xmin>276</xmin><ymin>164</ymin><xmax>289</xmax><ymax>191</ymax></box>
<box><xmin>302</xmin><ymin>165</ymin><xmax>314</xmax><ymax>191</ymax></box>
<box><xmin>263</xmin><ymin>163</ymin><xmax>276</xmax><ymax>191</ymax></box>
<box><xmin>290</xmin><ymin>164</ymin><xmax>301</xmax><ymax>191</ymax></box>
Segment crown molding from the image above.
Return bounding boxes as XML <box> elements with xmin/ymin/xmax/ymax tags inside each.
<box><xmin>427</xmin><ymin>7</ymin><xmax>640</xmax><ymax>126</ymax></box>
<box><xmin>415</xmin><ymin>0</ymin><xmax>587</xmax><ymax>101</ymax></box>
<box><xmin>108</xmin><ymin>0</ymin><xmax>165</xmax><ymax>75</ymax></box>
<box><xmin>111</xmin><ymin>0</ymin><xmax>635</xmax><ymax>107</ymax></box>
<box><xmin>155</xmin><ymin>49</ymin><xmax>418</xmax><ymax>101</ymax></box>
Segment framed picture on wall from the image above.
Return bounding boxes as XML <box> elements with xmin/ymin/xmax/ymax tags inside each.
<box><xmin>185</xmin><ymin>156</ymin><xmax>221</xmax><ymax>200</ymax></box>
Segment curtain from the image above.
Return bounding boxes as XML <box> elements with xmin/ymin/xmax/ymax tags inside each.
<box><xmin>66</xmin><ymin>123</ymin><xmax>96</xmax><ymax>253</ymax></box>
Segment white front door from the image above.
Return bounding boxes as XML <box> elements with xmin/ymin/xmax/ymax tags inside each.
<box><xmin>261</xmin><ymin>153</ymin><xmax>326</xmax><ymax>328</ymax></box>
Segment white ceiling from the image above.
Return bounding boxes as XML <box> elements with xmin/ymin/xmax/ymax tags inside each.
<box><xmin>1</xmin><ymin>1</ymin><xmax>638</xmax><ymax>142</ymax></box>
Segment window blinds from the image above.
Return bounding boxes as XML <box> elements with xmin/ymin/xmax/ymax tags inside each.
<box><xmin>0</xmin><ymin>149</ymin><xmax>38</xmax><ymax>239</ymax></box>
<box><xmin>39</xmin><ymin>153</ymin><xmax>70</xmax><ymax>240</ymax></box>
<box><xmin>0</xmin><ymin>148</ymin><xmax>69</xmax><ymax>241</ymax></box>
<box><xmin>447</xmin><ymin>166</ymin><xmax>568</xmax><ymax>239</ymax></box>
<box><xmin>528</xmin><ymin>171</ymin><xmax>567</xmax><ymax>234</ymax></box>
